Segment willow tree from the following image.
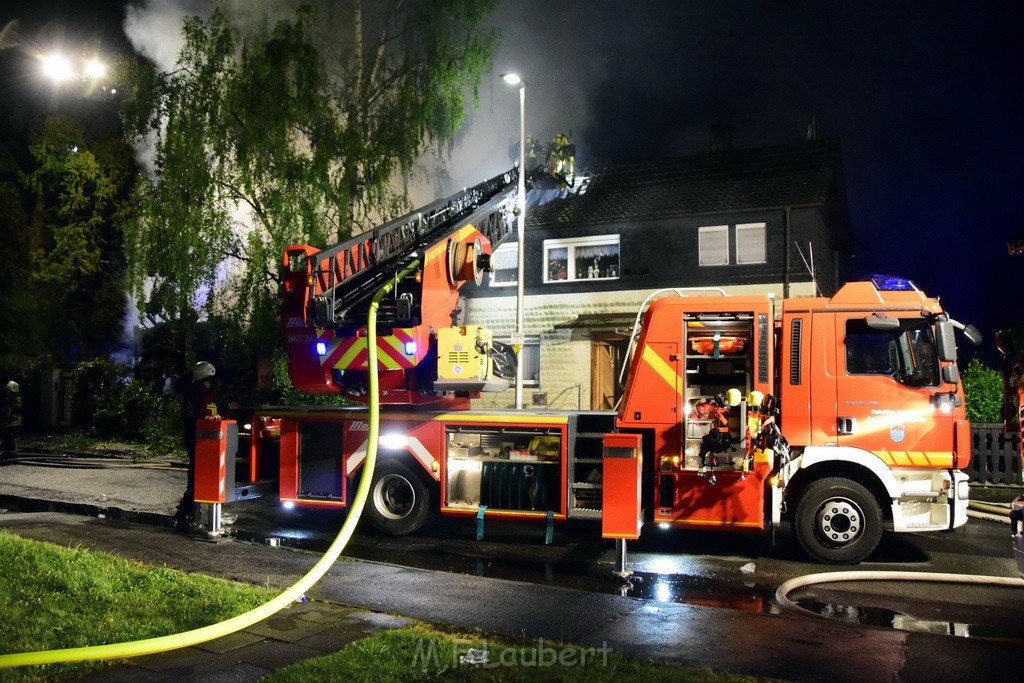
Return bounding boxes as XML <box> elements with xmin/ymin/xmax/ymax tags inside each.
<box><xmin>120</xmin><ymin>1</ymin><xmax>498</xmax><ymax>371</ymax></box>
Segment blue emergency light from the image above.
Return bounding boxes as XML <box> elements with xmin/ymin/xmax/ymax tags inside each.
<box><xmin>315</xmin><ymin>341</ymin><xmax>327</xmax><ymax>356</ymax></box>
<box><xmin>865</xmin><ymin>274</ymin><xmax>919</xmax><ymax>292</ymax></box>
<box><xmin>404</xmin><ymin>340</ymin><xmax>417</xmax><ymax>356</ymax></box>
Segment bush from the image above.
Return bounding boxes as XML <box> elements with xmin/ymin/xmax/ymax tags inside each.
<box><xmin>961</xmin><ymin>358</ymin><xmax>1004</xmax><ymax>424</ymax></box>
<box><xmin>71</xmin><ymin>358</ymin><xmax>184</xmax><ymax>455</ymax></box>
<box><xmin>70</xmin><ymin>359</ymin><xmax>122</xmax><ymax>431</ymax></box>
<box><xmin>271</xmin><ymin>350</ymin><xmax>353</xmax><ymax>406</ymax></box>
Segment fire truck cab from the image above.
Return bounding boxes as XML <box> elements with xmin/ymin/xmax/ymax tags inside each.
<box><xmin>612</xmin><ymin>275</ymin><xmax>975</xmax><ymax>563</ymax></box>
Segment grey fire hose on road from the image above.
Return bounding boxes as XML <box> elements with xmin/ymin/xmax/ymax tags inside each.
<box><xmin>778</xmin><ymin>497</ymin><xmax>1024</xmax><ymax>620</ymax></box>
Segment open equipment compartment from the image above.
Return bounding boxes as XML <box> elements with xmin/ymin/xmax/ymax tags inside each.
<box><xmin>681</xmin><ymin>314</ymin><xmax>755</xmax><ymax>472</ymax></box>
<box><xmin>444</xmin><ymin>424</ymin><xmax>563</xmax><ymax>512</ymax></box>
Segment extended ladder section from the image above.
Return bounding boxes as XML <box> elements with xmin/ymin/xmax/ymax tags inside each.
<box><xmin>284</xmin><ymin>168</ymin><xmax>519</xmax><ymax>332</ymax></box>
<box><xmin>281</xmin><ymin>168</ymin><xmax>520</xmax><ymax>400</ymax></box>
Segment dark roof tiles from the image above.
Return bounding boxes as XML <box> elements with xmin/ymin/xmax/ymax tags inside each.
<box><xmin>527</xmin><ymin>138</ymin><xmax>842</xmax><ymax>228</ymax></box>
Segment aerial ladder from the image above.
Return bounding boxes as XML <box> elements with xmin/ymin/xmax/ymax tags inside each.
<box><xmin>281</xmin><ymin>168</ymin><xmax>522</xmax><ymax>407</ymax></box>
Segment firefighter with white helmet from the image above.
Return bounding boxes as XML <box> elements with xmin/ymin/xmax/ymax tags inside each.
<box><xmin>174</xmin><ymin>361</ymin><xmax>221</xmax><ymax>532</ymax></box>
<box><xmin>2</xmin><ymin>380</ymin><xmax>21</xmax><ymax>458</ymax></box>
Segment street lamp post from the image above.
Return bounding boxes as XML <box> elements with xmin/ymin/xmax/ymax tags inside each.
<box><xmin>502</xmin><ymin>73</ymin><xmax>527</xmax><ymax>410</ymax></box>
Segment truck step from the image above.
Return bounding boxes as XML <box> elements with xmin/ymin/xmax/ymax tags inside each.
<box><xmin>900</xmin><ymin>490</ymin><xmax>942</xmax><ymax>498</ymax></box>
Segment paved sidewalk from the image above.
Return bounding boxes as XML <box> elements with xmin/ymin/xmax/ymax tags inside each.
<box><xmin>1</xmin><ymin>449</ymin><xmax>1022</xmax><ymax>682</ymax></box>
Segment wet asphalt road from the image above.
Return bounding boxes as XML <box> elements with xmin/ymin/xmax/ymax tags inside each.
<box><xmin>2</xmin><ymin>445</ymin><xmax>1021</xmax><ymax>641</ymax></box>
<box><xmin>227</xmin><ymin>491</ymin><xmax>1024</xmax><ymax>639</ymax></box>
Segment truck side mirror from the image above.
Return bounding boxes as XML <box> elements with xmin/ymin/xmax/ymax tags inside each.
<box><xmin>962</xmin><ymin>324</ymin><xmax>982</xmax><ymax>347</ymax></box>
<box><xmin>942</xmin><ymin>365</ymin><xmax>959</xmax><ymax>384</ymax></box>
<box><xmin>936</xmin><ymin>320</ymin><xmax>957</xmax><ymax>362</ymax></box>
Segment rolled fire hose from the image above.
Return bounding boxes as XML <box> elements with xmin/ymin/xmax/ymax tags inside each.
<box><xmin>969</xmin><ymin>500</ymin><xmax>1013</xmax><ymax>515</ymax></box>
<box><xmin>0</xmin><ymin>262</ymin><xmax>419</xmax><ymax>669</ymax></box>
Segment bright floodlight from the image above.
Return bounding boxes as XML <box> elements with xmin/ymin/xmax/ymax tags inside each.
<box><xmin>83</xmin><ymin>58</ymin><xmax>106</xmax><ymax>79</ymax></box>
<box><xmin>501</xmin><ymin>72</ymin><xmax>522</xmax><ymax>86</ymax></box>
<box><xmin>41</xmin><ymin>53</ymin><xmax>74</xmax><ymax>83</ymax></box>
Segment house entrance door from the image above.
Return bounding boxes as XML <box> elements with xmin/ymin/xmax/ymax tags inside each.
<box><xmin>591</xmin><ymin>333</ymin><xmax>629</xmax><ymax>410</ymax></box>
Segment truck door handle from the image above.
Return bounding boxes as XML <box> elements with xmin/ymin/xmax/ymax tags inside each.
<box><xmin>837</xmin><ymin>417</ymin><xmax>857</xmax><ymax>435</ymax></box>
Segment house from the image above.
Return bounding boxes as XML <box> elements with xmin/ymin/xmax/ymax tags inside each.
<box><xmin>461</xmin><ymin>138</ymin><xmax>854</xmax><ymax>411</ymax></box>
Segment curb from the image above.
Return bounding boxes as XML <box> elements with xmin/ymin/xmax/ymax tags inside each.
<box><xmin>0</xmin><ymin>494</ymin><xmax>174</xmax><ymax>529</ymax></box>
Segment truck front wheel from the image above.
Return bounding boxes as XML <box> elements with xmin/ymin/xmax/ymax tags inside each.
<box><xmin>365</xmin><ymin>460</ymin><xmax>432</xmax><ymax>536</ymax></box>
<box><xmin>794</xmin><ymin>477</ymin><xmax>883</xmax><ymax>564</ymax></box>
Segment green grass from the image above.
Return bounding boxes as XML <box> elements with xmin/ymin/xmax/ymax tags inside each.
<box><xmin>0</xmin><ymin>532</ymin><xmax>275</xmax><ymax>682</ymax></box>
<box><xmin>264</xmin><ymin>622</ymin><xmax>767</xmax><ymax>683</ymax></box>
<box><xmin>0</xmin><ymin>534</ymin><xmax>774</xmax><ymax>683</ymax></box>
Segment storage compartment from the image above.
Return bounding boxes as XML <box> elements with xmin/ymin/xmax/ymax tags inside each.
<box><xmin>680</xmin><ymin>315</ymin><xmax>755</xmax><ymax>475</ymax></box>
<box><xmin>443</xmin><ymin>425</ymin><xmax>563</xmax><ymax>512</ymax></box>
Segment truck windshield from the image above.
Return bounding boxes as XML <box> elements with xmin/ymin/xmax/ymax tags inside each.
<box><xmin>845</xmin><ymin>318</ymin><xmax>940</xmax><ymax>388</ymax></box>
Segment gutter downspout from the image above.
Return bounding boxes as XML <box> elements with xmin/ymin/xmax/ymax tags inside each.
<box><xmin>784</xmin><ymin>206</ymin><xmax>792</xmax><ymax>298</ymax></box>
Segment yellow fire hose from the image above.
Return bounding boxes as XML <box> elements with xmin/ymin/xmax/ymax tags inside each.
<box><xmin>0</xmin><ymin>262</ymin><xmax>418</xmax><ymax>669</ymax></box>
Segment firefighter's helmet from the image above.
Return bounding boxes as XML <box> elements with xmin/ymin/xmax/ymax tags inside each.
<box><xmin>6</xmin><ymin>381</ymin><xmax>18</xmax><ymax>393</ymax></box>
<box><xmin>192</xmin><ymin>361</ymin><xmax>216</xmax><ymax>382</ymax></box>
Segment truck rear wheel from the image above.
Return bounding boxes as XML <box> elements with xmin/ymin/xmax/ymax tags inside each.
<box><xmin>365</xmin><ymin>460</ymin><xmax>432</xmax><ymax>536</ymax></box>
<box><xmin>794</xmin><ymin>477</ymin><xmax>883</xmax><ymax>564</ymax></box>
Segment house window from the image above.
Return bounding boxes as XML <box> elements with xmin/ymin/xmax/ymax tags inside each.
<box><xmin>489</xmin><ymin>243</ymin><xmax>518</xmax><ymax>287</ymax></box>
<box><xmin>736</xmin><ymin>222</ymin><xmax>766</xmax><ymax>264</ymax></box>
<box><xmin>513</xmin><ymin>335</ymin><xmax>541</xmax><ymax>387</ymax></box>
<box><xmin>698</xmin><ymin>225</ymin><xmax>729</xmax><ymax>266</ymax></box>
<box><xmin>543</xmin><ymin>235</ymin><xmax>619</xmax><ymax>283</ymax></box>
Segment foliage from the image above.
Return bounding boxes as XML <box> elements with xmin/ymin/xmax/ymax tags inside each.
<box><xmin>271</xmin><ymin>350</ymin><xmax>352</xmax><ymax>406</ymax></box>
<box><xmin>0</xmin><ymin>533</ymin><xmax>274</xmax><ymax>682</ymax></box>
<box><xmin>3</xmin><ymin>116</ymin><xmax>134</xmax><ymax>369</ymax></box>
<box><xmin>961</xmin><ymin>357</ymin><xmax>1004</xmax><ymax>424</ymax></box>
<box><xmin>120</xmin><ymin>1</ymin><xmax>499</xmax><ymax>374</ymax></box>
<box><xmin>0</xmin><ymin>183</ymin><xmax>42</xmax><ymax>364</ymax></box>
<box><xmin>70</xmin><ymin>359</ymin><xmax>123</xmax><ymax>431</ymax></box>
<box><xmin>70</xmin><ymin>358</ymin><xmax>183</xmax><ymax>453</ymax></box>
<box><xmin>23</xmin><ymin>118</ymin><xmax>125</xmax><ymax>286</ymax></box>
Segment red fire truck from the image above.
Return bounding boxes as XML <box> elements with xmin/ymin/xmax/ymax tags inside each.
<box><xmin>260</xmin><ymin>167</ymin><xmax>980</xmax><ymax>564</ymax></box>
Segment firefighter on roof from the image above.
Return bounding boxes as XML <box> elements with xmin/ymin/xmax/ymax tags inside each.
<box><xmin>545</xmin><ymin>132</ymin><xmax>575</xmax><ymax>187</ymax></box>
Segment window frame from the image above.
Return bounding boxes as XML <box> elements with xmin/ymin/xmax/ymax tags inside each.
<box><xmin>542</xmin><ymin>234</ymin><xmax>620</xmax><ymax>284</ymax></box>
<box><xmin>735</xmin><ymin>222</ymin><xmax>767</xmax><ymax>265</ymax></box>
<box><xmin>515</xmin><ymin>334</ymin><xmax>541</xmax><ymax>387</ymax></box>
<box><xmin>698</xmin><ymin>225</ymin><xmax>730</xmax><ymax>267</ymax></box>
<box><xmin>488</xmin><ymin>242</ymin><xmax>518</xmax><ymax>288</ymax></box>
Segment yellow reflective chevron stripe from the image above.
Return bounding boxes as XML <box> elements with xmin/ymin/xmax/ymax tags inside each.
<box><xmin>376</xmin><ymin>336</ymin><xmax>406</xmax><ymax>369</ymax></box>
<box><xmin>872</xmin><ymin>451</ymin><xmax>954</xmax><ymax>468</ymax></box>
<box><xmin>336</xmin><ymin>338</ymin><xmax>365</xmax><ymax>368</ymax></box>
<box><xmin>642</xmin><ymin>344</ymin><xmax>682</xmax><ymax>396</ymax></box>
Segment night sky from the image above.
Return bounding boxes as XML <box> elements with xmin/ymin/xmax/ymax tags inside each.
<box><xmin>3</xmin><ymin>1</ymin><xmax>1021</xmax><ymax>361</ymax></box>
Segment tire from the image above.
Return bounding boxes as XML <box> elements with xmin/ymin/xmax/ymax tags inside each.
<box><xmin>364</xmin><ymin>459</ymin><xmax>433</xmax><ymax>536</ymax></box>
<box><xmin>794</xmin><ymin>477</ymin><xmax>883</xmax><ymax>565</ymax></box>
